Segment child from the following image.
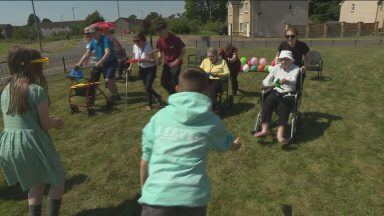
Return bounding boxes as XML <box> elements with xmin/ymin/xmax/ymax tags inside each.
<box><xmin>139</xmin><ymin>67</ymin><xmax>242</xmax><ymax>216</ymax></box>
<box><xmin>0</xmin><ymin>46</ymin><xmax>66</xmax><ymax>216</ymax></box>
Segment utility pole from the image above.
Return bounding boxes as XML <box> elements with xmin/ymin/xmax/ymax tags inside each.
<box><xmin>31</xmin><ymin>0</ymin><xmax>43</xmax><ymax>51</ymax></box>
<box><xmin>116</xmin><ymin>0</ymin><xmax>122</xmax><ymax>40</ymax></box>
<box><xmin>72</xmin><ymin>7</ymin><xmax>78</xmax><ymax>39</ymax></box>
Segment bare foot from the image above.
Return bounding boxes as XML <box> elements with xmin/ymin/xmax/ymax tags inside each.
<box><xmin>277</xmin><ymin>137</ymin><xmax>288</xmax><ymax>144</ymax></box>
<box><xmin>254</xmin><ymin>131</ymin><xmax>268</xmax><ymax>138</ymax></box>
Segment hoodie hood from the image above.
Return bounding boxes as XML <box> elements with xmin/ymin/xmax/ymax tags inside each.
<box><xmin>167</xmin><ymin>92</ymin><xmax>213</xmax><ymax>124</ymax></box>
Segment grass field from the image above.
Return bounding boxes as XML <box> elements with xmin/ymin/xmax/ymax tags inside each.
<box><xmin>0</xmin><ymin>46</ymin><xmax>384</xmax><ymax>215</ymax></box>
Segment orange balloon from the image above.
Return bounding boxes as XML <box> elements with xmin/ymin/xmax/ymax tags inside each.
<box><xmin>258</xmin><ymin>65</ymin><xmax>265</xmax><ymax>72</ymax></box>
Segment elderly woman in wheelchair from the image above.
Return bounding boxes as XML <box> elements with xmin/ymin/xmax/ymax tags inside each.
<box><xmin>254</xmin><ymin>50</ymin><xmax>301</xmax><ymax>144</ymax></box>
<box><xmin>200</xmin><ymin>47</ymin><xmax>230</xmax><ymax>110</ymax></box>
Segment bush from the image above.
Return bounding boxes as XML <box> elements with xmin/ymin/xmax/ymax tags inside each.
<box><xmin>167</xmin><ymin>19</ymin><xmax>199</xmax><ymax>34</ymax></box>
<box><xmin>199</xmin><ymin>21</ymin><xmax>227</xmax><ymax>35</ymax></box>
<box><xmin>13</xmin><ymin>26</ymin><xmax>42</xmax><ymax>41</ymax></box>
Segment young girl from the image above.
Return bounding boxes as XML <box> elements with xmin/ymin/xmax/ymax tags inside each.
<box><xmin>128</xmin><ymin>32</ymin><xmax>164</xmax><ymax>110</ymax></box>
<box><xmin>219</xmin><ymin>43</ymin><xmax>241</xmax><ymax>96</ymax></box>
<box><xmin>0</xmin><ymin>46</ymin><xmax>66</xmax><ymax>216</ymax></box>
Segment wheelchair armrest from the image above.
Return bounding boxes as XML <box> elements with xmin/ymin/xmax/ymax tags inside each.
<box><xmin>262</xmin><ymin>87</ymin><xmax>273</xmax><ymax>96</ymax></box>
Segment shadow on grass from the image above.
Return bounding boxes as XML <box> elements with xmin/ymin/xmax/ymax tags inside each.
<box><xmin>281</xmin><ymin>204</ymin><xmax>292</xmax><ymax>216</ymax></box>
<box><xmin>309</xmin><ymin>75</ymin><xmax>332</xmax><ymax>81</ymax></box>
<box><xmin>75</xmin><ymin>194</ymin><xmax>141</xmax><ymax>216</ymax></box>
<box><xmin>0</xmin><ymin>173</ymin><xmax>88</xmax><ymax>201</ymax></box>
<box><xmin>294</xmin><ymin>111</ymin><xmax>342</xmax><ymax>145</ymax></box>
<box><xmin>237</xmin><ymin>89</ymin><xmax>262</xmax><ymax>98</ymax></box>
<box><xmin>222</xmin><ymin>102</ymin><xmax>255</xmax><ymax>118</ymax></box>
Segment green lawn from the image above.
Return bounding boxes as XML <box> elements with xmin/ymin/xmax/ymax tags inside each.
<box><xmin>0</xmin><ymin>46</ymin><xmax>384</xmax><ymax>215</ymax></box>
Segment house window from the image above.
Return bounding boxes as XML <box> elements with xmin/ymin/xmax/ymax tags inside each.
<box><xmin>351</xmin><ymin>3</ymin><xmax>355</xmax><ymax>12</ymax></box>
<box><xmin>289</xmin><ymin>1</ymin><xmax>293</xmax><ymax>10</ymax></box>
<box><xmin>240</xmin><ymin>23</ymin><xmax>244</xmax><ymax>32</ymax></box>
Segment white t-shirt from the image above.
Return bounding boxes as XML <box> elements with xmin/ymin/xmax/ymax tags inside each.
<box><xmin>263</xmin><ymin>64</ymin><xmax>300</xmax><ymax>93</ymax></box>
<box><xmin>132</xmin><ymin>42</ymin><xmax>156</xmax><ymax>68</ymax></box>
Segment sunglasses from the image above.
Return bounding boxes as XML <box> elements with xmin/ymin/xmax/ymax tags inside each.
<box><xmin>285</xmin><ymin>34</ymin><xmax>296</xmax><ymax>39</ymax></box>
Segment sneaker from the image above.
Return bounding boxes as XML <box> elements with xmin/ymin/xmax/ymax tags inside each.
<box><xmin>110</xmin><ymin>94</ymin><xmax>121</xmax><ymax>102</ymax></box>
<box><xmin>127</xmin><ymin>76</ymin><xmax>135</xmax><ymax>82</ymax></box>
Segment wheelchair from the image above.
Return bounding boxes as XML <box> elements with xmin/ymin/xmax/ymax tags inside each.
<box><xmin>251</xmin><ymin>68</ymin><xmax>305</xmax><ymax>143</ymax></box>
<box><xmin>212</xmin><ymin>77</ymin><xmax>234</xmax><ymax>116</ymax></box>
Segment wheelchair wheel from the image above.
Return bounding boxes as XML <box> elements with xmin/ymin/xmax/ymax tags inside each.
<box><xmin>227</xmin><ymin>95</ymin><xmax>234</xmax><ymax>109</ymax></box>
<box><xmin>87</xmin><ymin>108</ymin><xmax>96</xmax><ymax>117</ymax></box>
<box><xmin>70</xmin><ymin>105</ymin><xmax>79</xmax><ymax>114</ymax></box>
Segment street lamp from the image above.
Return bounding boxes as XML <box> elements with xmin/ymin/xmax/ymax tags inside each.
<box><xmin>116</xmin><ymin>0</ymin><xmax>122</xmax><ymax>40</ymax></box>
<box><xmin>31</xmin><ymin>0</ymin><xmax>43</xmax><ymax>51</ymax></box>
<box><xmin>72</xmin><ymin>7</ymin><xmax>79</xmax><ymax>39</ymax></box>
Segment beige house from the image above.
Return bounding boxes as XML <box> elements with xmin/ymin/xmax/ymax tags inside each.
<box><xmin>339</xmin><ymin>0</ymin><xmax>384</xmax><ymax>29</ymax></box>
<box><xmin>227</xmin><ymin>0</ymin><xmax>309</xmax><ymax>37</ymax></box>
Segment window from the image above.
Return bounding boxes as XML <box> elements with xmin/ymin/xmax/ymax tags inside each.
<box><xmin>289</xmin><ymin>1</ymin><xmax>293</xmax><ymax>10</ymax></box>
<box><xmin>240</xmin><ymin>23</ymin><xmax>244</xmax><ymax>32</ymax></box>
<box><xmin>351</xmin><ymin>3</ymin><xmax>355</xmax><ymax>12</ymax></box>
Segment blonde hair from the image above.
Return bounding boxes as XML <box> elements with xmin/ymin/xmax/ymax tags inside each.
<box><xmin>6</xmin><ymin>46</ymin><xmax>48</xmax><ymax>115</ymax></box>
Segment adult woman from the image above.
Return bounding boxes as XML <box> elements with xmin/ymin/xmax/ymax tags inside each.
<box><xmin>128</xmin><ymin>32</ymin><xmax>164</xmax><ymax>110</ymax></box>
<box><xmin>255</xmin><ymin>50</ymin><xmax>300</xmax><ymax>144</ymax></box>
<box><xmin>200</xmin><ymin>47</ymin><xmax>230</xmax><ymax>109</ymax></box>
<box><xmin>219</xmin><ymin>43</ymin><xmax>241</xmax><ymax>96</ymax></box>
<box><xmin>275</xmin><ymin>27</ymin><xmax>311</xmax><ymax>68</ymax></box>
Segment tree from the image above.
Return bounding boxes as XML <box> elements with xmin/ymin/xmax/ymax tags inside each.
<box><xmin>27</xmin><ymin>13</ymin><xmax>40</xmax><ymax>27</ymax></box>
<box><xmin>309</xmin><ymin>0</ymin><xmax>341</xmax><ymax>23</ymax></box>
<box><xmin>145</xmin><ymin>12</ymin><xmax>162</xmax><ymax>22</ymax></box>
<box><xmin>128</xmin><ymin>14</ymin><xmax>137</xmax><ymax>21</ymax></box>
<box><xmin>185</xmin><ymin>0</ymin><xmax>227</xmax><ymax>24</ymax></box>
<box><xmin>42</xmin><ymin>18</ymin><xmax>52</xmax><ymax>23</ymax></box>
<box><xmin>85</xmin><ymin>10</ymin><xmax>105</xmax><ymax>26</ymax></box>
<box><xmin>0</xmin><ymin>28</ymin><xmax>4</xmax><ymax>40</ymax></box>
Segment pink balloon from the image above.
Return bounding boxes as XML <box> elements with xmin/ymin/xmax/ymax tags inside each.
<box><xmin>259</xmin><ymin>58</ymin><xmax>267</xmax><ymax>66</ymax></box>
<box><xmin>247</xmin><ymin>59</ymin><xmax>251</xmax><ymax>66</ymax></box>
<box><xmin>271</xmin><ymin>59</ymin><xmax>276</xmax><ymax>66</ymax></box>
<box><xmin>250</xmin><ymin>57</ymin><xmax>258</xmax><ymax>65</ymax></box>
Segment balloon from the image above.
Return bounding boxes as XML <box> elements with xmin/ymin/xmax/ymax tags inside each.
<box><xmin>259</xmin><ymin>58</ymin><xmax>267</xmax><ymax>66</ymax></box>
<box><xmin>239</xmin><ymin>64</ymin><xmax>243</xmax><ymax>72</ymax></box>
<box><xmin>240</xmin><ymin>57</ymin><xmax>248</xmax><ymax>65</ymax></box>
<box><xmin>271</xmin><ymin>59</ymin><xmax>276</xmax><ymax>66</ymax></box>
<box><xmin>250</xmin><ymin>65</ymin><xmax>257</xmax><ymax>72</ymax></box>
<box><xmin>264</xmin><ymin>65</ymin><xmax>270</xmax><ymax>72</ymax></box>
<box><xmin>268</xmin><ymin>65</ymin><xmax>275</xmax><ymax>72</ymax></box>
<box><xmin>247</xmin><ymin>59</ymin><xmax>251</xmax><ymax>66</ymax></box>
<box><xmin>242</xmin><ymin>64</ymin><xmax>250</xmax><ymax>72</ymax></box>
<box><xmin>258</xmin><ymin>65</ymin><xmax>265</xmax><ymax>72</ymax></box>
<box><xmin>250</xmin><ymin>57</ymin><xmax>258</xmax><ymax>66</ymax></box>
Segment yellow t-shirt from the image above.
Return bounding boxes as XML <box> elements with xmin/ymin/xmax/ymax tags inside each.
<box><xmin>200</xmin><ymin>58</ymin><xmax>230</xmax><ymax>79</ymax></box>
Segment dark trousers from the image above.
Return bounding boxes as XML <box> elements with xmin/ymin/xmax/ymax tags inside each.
<box><xmin>141</xmin><ymin>205</ymin><xmax>207</xmax><ymax>216</ymax></box>
<box><xmin>209</xmin><ymin>79</ymin><xmax>222</xmax><ymax>106</ymax></box>
<box><xmin>261</xmin><ymin>90</ymin><xmax>294</xmax><ymax>126</ymax></box>
<box><xmin>139</xmin><ymin>66</ymin><xmax>161</xmax><ymax>106</ymax></box>
<box><xmin>161</xmin><ymin>64</ymin><xmax>181</xmax><ymax>95</ymax></box>
<box><xmin>227</xmin><ymin>60</ymin><xmax>240</xmax><ymax>95</ymax></box>
<box><xmin>230</xmin><ymin>69</ymin><xmax>239</xmax><ymax>95</ymax></box>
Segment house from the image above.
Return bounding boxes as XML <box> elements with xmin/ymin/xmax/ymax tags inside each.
<box><xmin>39</xmin><ymin>20</ymin><xmax>85</xmax><ymax>37</ymax></box>
<box><xmin>227</xmin><ymin>0</ymin><xmax>309</xmax><ymax>37</ymax></box>
<box><xmin>0</xmin><ymin>24</ymin><xmax>14</xmax><ymax>39</ymax></box>
<box><xmin>339</xmin><ymin>0</ymin><xmax>384</xmax><ymax>29</ymax></box>
<box><xmin>114</xmin><ymin>17</ymin><xmax>143</xmax><ymax>34</ymax></box>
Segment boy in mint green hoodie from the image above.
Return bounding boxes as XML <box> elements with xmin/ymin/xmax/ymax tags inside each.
<box><xmin>139</xmin><ymin>67</ymin><xmax>242</xmax><ymax>216</ymax></box>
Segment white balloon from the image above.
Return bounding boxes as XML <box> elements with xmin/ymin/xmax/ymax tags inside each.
<box><xmin>242</xmin><ymin>64</ymin><xmax>250</xmax><ymax>72</ymax></box>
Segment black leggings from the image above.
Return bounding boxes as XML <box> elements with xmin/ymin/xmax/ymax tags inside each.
<box><xmin>230</xmin><ymin>69</ymin><xmax>239</xmax><ymax>95</ymax></box>
<box><xmin>139</xmin><ymin>66</ymin><xmax>161</xmax><ymax>106</ymax></box>
<box><xmin>261</xmin><ymin>90</ymin><xmax>294</xmax><ymax>126</ymax></box>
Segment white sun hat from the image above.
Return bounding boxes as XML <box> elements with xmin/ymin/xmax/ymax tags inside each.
<box><xmin>278</xmin><ymin>50</ymin><xmax>295</xmax><ymax>62</ymax></box>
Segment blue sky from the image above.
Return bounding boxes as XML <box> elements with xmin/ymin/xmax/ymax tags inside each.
<box><xmin>0</xmin><ymin>1</ymin><xmax>185</xmax><ymax>26</ymax></box>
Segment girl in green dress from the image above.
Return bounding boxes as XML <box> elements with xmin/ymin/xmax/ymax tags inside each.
<box><xmin>0</xmin><ymin>46</ymin><xmax>66</xmax><ymax>216</ymax></box>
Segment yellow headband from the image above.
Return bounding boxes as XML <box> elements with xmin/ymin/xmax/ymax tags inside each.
<box><xmin>30</xmin><ymin>57</ymin><xmax>49</xmax><ymax>64</ymax></box>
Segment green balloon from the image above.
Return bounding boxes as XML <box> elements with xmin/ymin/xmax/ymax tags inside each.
<box><xmin>264</xmin><ymin>65</ymin><xmax>270</xmax><ymax>72</ymax></box>
<box><xmin>250</xmin><ymin>65</ymin><xmax>257</xmax><ymax>71</ymax></box>
<box><xmin>240</xmin><ymin>57</ymin><xmax>248</xmax><ymax>65</ymax></box>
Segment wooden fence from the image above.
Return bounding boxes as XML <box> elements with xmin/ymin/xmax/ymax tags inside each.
<box><xmin>289</xmin><ymin>22</ymin><xmax>379</xmax><ymax>38</ymax></box>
